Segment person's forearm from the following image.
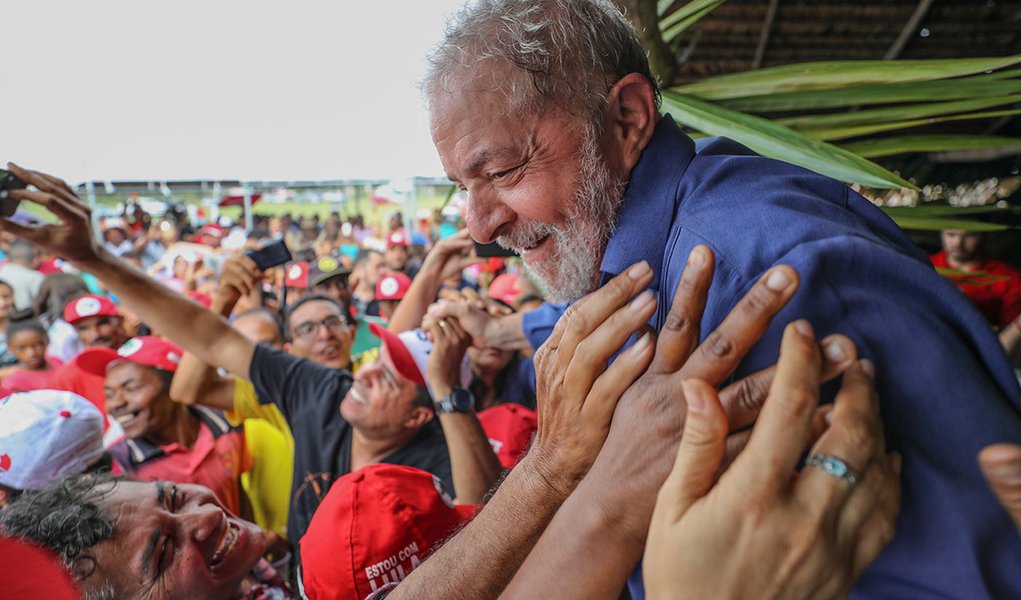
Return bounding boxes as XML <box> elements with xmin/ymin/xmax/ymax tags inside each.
<box><xmin>503</xmin><ymin>429</ymin><xmax>675</xmax><ymax>598</ymax></box>
<box><xmin>169</xmin><ymin>353</ymin><xmax>237</xmax><ymax>411</ymax></box>
<box><xmin>75</xmin><ymin>249</ymin><xmax>255</xmax><ymax>378</ymax></box>
<box><xmin>436</xmin><ymin>412</ymin><xmax>502</xmax><ymax>504</ymax></box>
<box><xmin>389</xmin><ymin>261</ymin><xmax>444</xmax><ymax>333</ymax></box>
<box><xmin>388</xmin><ymin>455</ymin><xmax>568</xmax><ymax>600</ymax></box>
<box><xmin>484</xmin><ymin>312</ymin><xmax>530</xmax><ymax>351</ymax></box>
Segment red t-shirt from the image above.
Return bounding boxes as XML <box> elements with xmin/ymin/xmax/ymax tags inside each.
<box><xmin>111</xmin><ymin>410</ymin><xmax>248</xmax><ymax>516</ymax></box>
<box><xmin>931</xmin><ymin>251</ymin><xmax>1021</xmax><ymax>328</ymax></box>
<box><xmin>2</xmin><ymin>357</ymin><xmax>64</xmax><ymax>392</ymax></box>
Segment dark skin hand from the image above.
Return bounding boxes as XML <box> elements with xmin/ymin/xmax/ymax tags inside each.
<box><xmin>503</xmin><ymin>246</ymin><xmax>859</xmax><ymax>599</ymax></box>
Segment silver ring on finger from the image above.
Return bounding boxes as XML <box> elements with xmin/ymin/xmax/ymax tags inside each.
<box><xmin>805</xmin><ymin>453</ymin><xmax>859</xmax><ymax>485</ymax></box>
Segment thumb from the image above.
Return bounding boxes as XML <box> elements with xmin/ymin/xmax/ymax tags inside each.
<box><xmin>979</xmin><ymin>443</ymin><xmax>1021</xmax><ymax>534</ymax></box>
<box><xmin>657</xmin><ymin>378</ymin><xmax>728</xmax><ymax>520</ymax></box>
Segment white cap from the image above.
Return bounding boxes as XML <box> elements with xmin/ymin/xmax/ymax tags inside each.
<box><xmin>0</xmin><ymin>390</ymin><xmax>105</xmax><ymax>491</ymax></box>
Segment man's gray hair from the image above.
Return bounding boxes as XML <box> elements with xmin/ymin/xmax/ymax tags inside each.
<box><xmin>424</xmin><ymin>0</ymin><xmax>660</xmax><ymax>124</ymax></box>
<box><xmin>0</xmin><ymin>473</ymin><xmax>117</xmax><ymax>600</ymax></box>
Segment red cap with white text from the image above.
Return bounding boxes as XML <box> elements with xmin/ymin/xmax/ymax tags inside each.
<box><xmin>298</xmin><ymin>464</ymin><xmax>478</xmax><ymax>600</ymax></box>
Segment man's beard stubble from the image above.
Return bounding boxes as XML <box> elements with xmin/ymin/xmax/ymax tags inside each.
<box><xmin>496</xmin><ymin>125</ymin><xmax>627</xmax><ymax>302</ymax></box>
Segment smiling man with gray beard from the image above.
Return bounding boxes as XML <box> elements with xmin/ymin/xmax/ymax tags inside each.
<box><xmin>423</xmin><ymin>0</ymin><xmax>1021</xmax><ymax>598</ymax></box>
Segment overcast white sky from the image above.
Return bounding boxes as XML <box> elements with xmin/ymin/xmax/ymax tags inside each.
<box><xmin>1</xmin><ymin>1</ymin><xmax>466</xmax><ymax>183</ymax></box>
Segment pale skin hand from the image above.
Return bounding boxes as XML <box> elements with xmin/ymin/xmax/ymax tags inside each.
<box><xmin>979</xmin><ymin>443</ymin><xmax>1021</xmax><ymax>535</ymax></box>
<box><xmin>387</xmin><ymin>228</ymin><xmax>482</xmax><ymax>333</ymax></box>
<box><xmin>389</xmin><ymin>262</ymin><xmax>661</xmax><ymax>600</ymax></box>
<box><xmin>644</xmin><ymin>322</ymin><xmax>902</xmax><ymax>600</ymax></box>
<box><xmin>169</xmin><ymin>254</ymin><xmax>264</xmax><ymax>411</ymax></box>
<box><xmin>427</xmin><ymin>296</ymin><xmax>530</xmax><ymax>351</ymax></box>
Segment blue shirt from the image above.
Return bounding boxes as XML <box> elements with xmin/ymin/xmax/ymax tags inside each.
<box><xmin>533</xmin><ymin>117</ymin><xmax>1021</xmax><ymax>599</ymax></box>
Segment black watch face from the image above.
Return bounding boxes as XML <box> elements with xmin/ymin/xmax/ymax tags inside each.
<box><xmin>450</xmin><ymin>388</ymin><xmax>473</xmax><ymax>412</ymax></box>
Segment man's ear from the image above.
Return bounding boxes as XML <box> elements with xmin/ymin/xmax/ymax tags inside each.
<box><xmin>283</xmin><ymin>341</ymin><xmax>293</xmax><ymax>354</ymax></box>
<box><xmin>603</xmin><ymin>72</ymin><xmax>658</xmax><ymax>173</ymax></box>
<box><xmin>405</xmin><ymin>406</ymin><xmax>434</xmax><ymax>430</ymax></box>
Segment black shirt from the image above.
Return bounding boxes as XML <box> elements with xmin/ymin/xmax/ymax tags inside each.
<box><xmin>249</xmin><ymin>344</ymin><xmax>452</xmax><ymax>544</ymax></box>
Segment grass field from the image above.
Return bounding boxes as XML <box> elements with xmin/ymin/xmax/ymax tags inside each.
<box><xmin>18</xmin><ymin>191</ymin><xmax>456</xmax><ymax>230</ymax></box>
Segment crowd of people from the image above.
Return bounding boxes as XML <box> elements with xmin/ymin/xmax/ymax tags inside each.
<box><xmin>1</xmin><ymin>1</ymin><xmax>1021</xmax><ymax>599</ymax></box>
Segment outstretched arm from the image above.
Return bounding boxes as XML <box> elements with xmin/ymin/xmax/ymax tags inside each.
<box><xmin>170</xmin><ymin>256</ymin><xmax>261</xmax><ymax>410</ymax></box>
<box><xmin>388</xmin><ymin>262</ymin><xmax>660</xmax><ymax>600</ymax></box>
<box><xmin>2</xmin><ymin>164</ymin><xmax>256</xmax><ymax>379</ymax></box>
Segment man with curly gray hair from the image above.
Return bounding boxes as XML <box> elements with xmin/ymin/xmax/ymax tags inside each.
<box><xmin>0</xmin><ymin>474</ymin><xmax>284</xmax><ymax>599</ymax></box>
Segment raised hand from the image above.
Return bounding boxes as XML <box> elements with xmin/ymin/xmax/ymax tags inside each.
<box><xmin>424</xmin><ymin>228</ymin><xmax>483</xmax><ymax>281</ymax></box>
<box><xmin>562</xmin><ymin>245</ymin><xmax>859</xmax><ymax>556</ymax></box>
<box><xmin>527</xmin><ymin>261</ymin><xmax>659</xmax><ymax>498</ymax></box>
<box><xmin>0</xmin><ymin>164</ymin><xmax>102</xmax><ymax>264</ymax></box>
<box><xmin>215</xmin><ymin>254</ymin><xmax>263</xmax><ymax>310</ymax></box>
<box><xmin>645</xmin><ymin>323</ymin><xmax>901</xmax><ymax>600</ymax></box>
<box><xmin>425</xmin><ymin>316</ymin><xmax>473</xmax><ymax>397</ymax></box>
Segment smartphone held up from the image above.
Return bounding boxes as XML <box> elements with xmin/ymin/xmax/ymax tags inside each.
<box><xmin>0</xmin><ymin>169</ymin><xmax>28</xmax><ymax>218</ymax></box>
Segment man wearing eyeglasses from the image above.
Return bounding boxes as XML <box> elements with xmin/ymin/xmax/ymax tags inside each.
<box><xmin>164</xmin><ymin>253</ymin><xmax>456</xmax><ymax>546</ymax></box>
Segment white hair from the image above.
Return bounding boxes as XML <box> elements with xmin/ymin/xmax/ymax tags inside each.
<box><xmin>423</xmin><ymin>0</ymin><xmax>660</xmax><ymax>124</ymax></box>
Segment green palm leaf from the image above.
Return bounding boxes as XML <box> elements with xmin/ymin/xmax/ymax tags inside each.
<box><xmin>803</xmin><ymin>108</ymin><xmax>1021</xmax><ymax>141</ymax></box>
<box><xmin>884</xmin><ymin>217</ymin><xmax>1010</xmax><ymax>232</ymax></box>
<box><xmin>661</xmin><ymin>90</ymin><xmax>915</xmax><ymax>189</ymax></box>
<box><xmin>658</xmin><ymin>0</ymin><xmax>727</xmax><ymax>42</ymax></box>
<box><xmin>720</xmin><ymin>78</ymin><xmax>1021</xmax><ymax>112</ymax></box>
<box><xmin>842</xmin><ymin>135</ymin><xmax>1021</xmax><ymax>158</ymax></box>
<box><xmin>778</xmin><ymin>95</ymin><xmax>1021</xmax><ymax>130</ymax></box>
<box><xmin>674</xmin><ymin>55</ymin><xmax>1021</xmax><ymax>100</ymax></box>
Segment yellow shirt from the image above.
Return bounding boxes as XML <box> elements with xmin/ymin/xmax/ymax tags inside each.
<box><xmin>227</xmin><ymin>379</ymin><xmax>293</xmax><ymax>538</ymax></box>
<box><xmin>227</xmin><ymin>358</ymin><xmax>371</xmax><ymax>538</ymax></box>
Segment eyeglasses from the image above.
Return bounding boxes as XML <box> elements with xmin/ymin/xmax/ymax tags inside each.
<box><xmin>291</xmin><ymin>315</ymin><xmax>349</xmax><ymax>340</ymax></box>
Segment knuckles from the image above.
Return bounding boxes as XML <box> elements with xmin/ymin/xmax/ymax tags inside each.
<box><xmin>700</xmin><ymin>331</ymin><xmax>735</xmax><ymax>361</ymax></box>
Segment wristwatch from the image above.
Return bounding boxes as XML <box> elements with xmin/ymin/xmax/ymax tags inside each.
<box><xmin>435</xmin><ymin>388</ymin><xmax>474</xmax><ymax>414</ymax></box>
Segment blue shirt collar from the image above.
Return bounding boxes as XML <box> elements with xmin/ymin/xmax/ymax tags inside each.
<box><xmin>600</xmin><ymin>116</ymin><xmax>696</xmax><ymax>290</ymax></box>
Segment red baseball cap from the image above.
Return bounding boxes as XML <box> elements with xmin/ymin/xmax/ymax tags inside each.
<box><xmin>299</xmin><ymin>464</ymin><xmax>478</xmax><ymax>600</ymax></box>
<box><xmin>375</xmin><ymin>273</ymin><xmax>411</xmax><ymax>301</ymax></box>
<box><xmin>487</xmin><ymin>273</ymin><xmax>521</xmax><ymax>307</ymax></box>
<box><xmin>367</xmin><ymin>323</ymin><xmax>429</xmax><ymax>388</ymax></box>
<box><xmin>478</xmin><ymin>403</ymin><xmax>537</xmax><ymax>468</ymax></box>
<box><xmin>285</xmin><ymin>262</ymin><xmax>310</xmax><ymax>289</ymax></box>
<box><xmin>367</xmin><ymin>324</ymin><xmax>472</xmax><ymax>393</ymax></box>
<box><xmin>75</xmin><ymin>336</ymin><xmax>184</xmax><ymax>376</ymax></box>
<box><xmin>63</xmin><ymin>294</ymin><xmax>120</xmax><ymax>325</ymax></box>
<box><xmin>198</xmin><ymin>223</ymin><xmax>225</xmax><ymax>239</ymax></box>
<box><xmin>0</xmin><ymin>536</ymin><xmax>80</xmax><ymax>600</ymax></box>
<box><xmin>386</xmin><ymin>229</ymin><xmax>409</xmax><ymax>248</ymax></box>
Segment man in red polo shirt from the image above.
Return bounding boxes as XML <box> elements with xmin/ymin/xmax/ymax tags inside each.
<box><xmin>78</xmin><ymin>336</ymin><xmax>248</xmax><ymax>516</ymax></box>
<box><xmin>931</xmin><ymin>230</ymin><xmax>1021</xmax><ymax>329</ymax></box>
